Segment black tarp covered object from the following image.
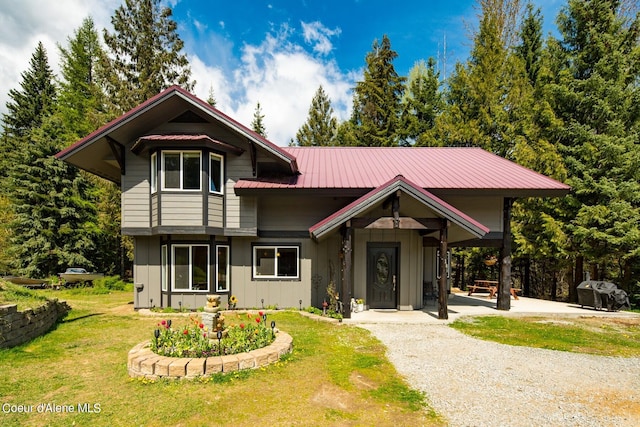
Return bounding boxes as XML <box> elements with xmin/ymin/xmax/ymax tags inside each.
<box><xmin>576</xmin><ymin>280</ymin><xmax>630</xmax><ymax>311</ymax></box>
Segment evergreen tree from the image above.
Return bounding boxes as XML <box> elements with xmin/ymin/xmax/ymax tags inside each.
<box><xmin>58</xmin><ymin>17</ymin><xmax>124</xmax><ymax>276</ymax></box>
<box><xmin>350</xmin><ymin>35</ymin><xmax>405</xmax><ymax>146</ymax></box>
<box><xmin>102</xmin><ymin>0</ymin><xmax>194</xmax><ymax>113</ymax></box>
<box><xmin>6</xmin><ymin>115</ymin><xmax>99</xmax><ymax>278</ymax></box>
<box><xmin>398</xmin><ymin>58</ymin><xmax>444</xmax><ymax>145</ymax></box>
<box><xmin>57</xmin><ymin>17</ymin><xmax>108</xmax><ymax>139</ymax></box>
<box><xmin>515</xmin><ymin>3</ymin><xmax>543</xmax><ymax>87</ymax></box>
<box><xmin>2</xmin><ymin>42</ymin><xmax>56</xmax><ymax>139</ymax></box>
<box><xmin>206</xmin><ymin>84</ymin><xmax>217</xmax><ymax>107</ymax></box>
<box><xmin>251</xmin><ymin>101</ymin><xmax>267</xmax><ymax>137</ymax></box>
<box><xmin>546</xmin><ymin>0</ymin><xmax>640</xmax><ymax>288</ymax></box>
<box><xmin>421</xmin><ymin>0</ymin><xmax>525</xmax><ymax>156</ymax></box>
<box><xmin>296</xmin><ymin>85</ymin><xmax>338</xmax><ymax>146</ymax></box>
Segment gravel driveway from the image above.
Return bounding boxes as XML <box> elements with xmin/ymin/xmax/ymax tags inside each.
<box><xmin>360</xmin><ymin>323</ymin><xmax>640</xmax><ymax>427</ymax></box>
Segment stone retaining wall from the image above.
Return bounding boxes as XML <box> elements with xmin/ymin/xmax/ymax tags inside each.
<box><xmin>0</xmin><ymin>300</ymin><xmax>71</xmax><ymax>348</ymax></box>
<box><xmin>128</xmin><ymin>331</ymin><xmax>293</xmax><ymax>379</ymax></box>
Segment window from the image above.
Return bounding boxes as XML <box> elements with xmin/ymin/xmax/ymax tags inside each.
<box><xmin>172</xmin><ymin>245</ymin><xmax>209</xmax><ymax>291</ymax></box>
<box><xmin>162</xmin><ymin>151</ymin><xmax>201</xmax><ymax>190</ymax></box>
<box><xmin>210</xmin><ymin>153</ymin><xmax>223</xmax><ymax>194</ymax></box>
<box><xmin>150</xmin><ymin>153</ymin><xmax>157</xmax><ymax>193</ymax></box>
<box><xmin>216</xmin><ymin>245</ymin><xmax>229</xmax><ymax>292</ymax></box>
<box><xmin>161</xmin><ymin>245</ymin><xmax>167</xmax><ymax>291</ymax></box>
<box><xmin>253</xmin><ymin>245</ymin><xmax>299</xmax><ymax>279</ymax></box>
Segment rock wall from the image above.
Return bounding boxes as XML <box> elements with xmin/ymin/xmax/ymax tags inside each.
<box><xmin>0</xmin><ymin>300</ymin><xmax>71</xmax><ymax>348</ymax></box>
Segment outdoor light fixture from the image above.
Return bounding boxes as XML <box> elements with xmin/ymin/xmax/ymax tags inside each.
<box><xmin>167</xmin><ymin>319</ymin><xmax>172</xmax><ymax>328</ymax></box>
<box><xmin>178</xmin><ymin>301</ymin><xmax>182</xmax><ymax>311</ymax></box>
<box><xmin>154</xmin><ymin>329</ymin><xmax>160</xmax><ymax>346</ymax></box>
<box><xmin>262</xmin><ymin>313</ymin><xmax>267</xmax><ymax>324</ymax></box>
<box><xmin>270</xmin><ymin>320</ymin><xmax>276</xmax><ymax>338</ymax></box>
<box><xmin>150</xmin><ymin>298</ymin><xmax>153</xmax><ymax>308</ymax></box>
<box><xmin>217</xmin><ymin>330</ymin><xmax>223</xmax><ymax>355</ymax></box>
<box><xmin>261</xmin><ymin>298</ymin><xmax>264</xmax><ymax>308</ymax></box>
<box><xmin>299</xmin><ymin>299</ymin><xmax>302</xmax><ymax>310</ymax></box>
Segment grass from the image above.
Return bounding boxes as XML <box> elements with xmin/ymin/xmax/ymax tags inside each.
<box><xmin>0</xmin><ymin>281</ymin><xmax>49</xmax><ymax>311</ymax></box>
<box><xmin>451</xmin><ymin>315</ymin><xmax>640</xmax><ymax>357</ymax></box>
<box><xmin>0</xmin><ymin>287</ymin><xmax>442</xmax><ymax>427</ymax></box>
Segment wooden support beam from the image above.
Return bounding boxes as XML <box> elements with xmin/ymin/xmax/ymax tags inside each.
<box><xmin>106</xmin><ymin>136</ymin><xmax>125</xmax><ymax>175</ymax></box>
<box><xmin>497</xmin><ymin>198</ymin><xmax>513</xmax><ymax>311</ymax></box>
<box><xmin>352</xmin><ymin>217</ymin><xmax>444</xmax><ymax>230</ymax></box>
<box><xmin>438</xmin><ymin>221</ymin><xmax>449</xmax><ymax>320</ymax></box>
<box><xmin>341</xmin><ymin>222</ymin><xmax>353</xmax><ymax>319</ymax></box>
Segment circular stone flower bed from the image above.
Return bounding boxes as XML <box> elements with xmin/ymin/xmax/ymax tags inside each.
<box><xmin>128</xmin><ymin>331</ymin><xmax>293</xmax><ymax>379</ymax></box>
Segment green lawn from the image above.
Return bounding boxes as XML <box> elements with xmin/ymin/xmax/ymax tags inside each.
<box><xmin>0</xmin><ymin>288</ymin><xmax>441</xmax><ymax>427</ymax></box>
<box><xmin>451</xmin><ymin>315</ymin><xmax>640</xmax><ymax>357</ymax></box>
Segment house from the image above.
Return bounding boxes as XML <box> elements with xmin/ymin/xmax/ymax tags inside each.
<box><xmin>56</xmin><ymin>86</ymin><xmax>569</xmax><ymax>319</ymax></box>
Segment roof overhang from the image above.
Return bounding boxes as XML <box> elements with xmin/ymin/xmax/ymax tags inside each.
<box><xmin>309</xmin><ymin>175</ymin><xmax>490</xmax><ymax>241</ymax></box>
<box><xmin>56</xmin><ymin>86</ymin><xmax>298</xmax><ymax>184</ymax></box>
<box><xmin>131</xmin><ymin>134</ymin><xmax>245</xmax><ymax>156</ymax></box>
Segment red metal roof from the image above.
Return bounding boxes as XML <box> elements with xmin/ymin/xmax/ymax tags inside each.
<box><xmin>236</xmin><ymin>146</ymin><xmax>570</xmax><ymax>195</ymax></box>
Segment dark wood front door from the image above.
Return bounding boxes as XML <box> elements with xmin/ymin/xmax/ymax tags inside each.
<box><xmin>367</xmin><ymin>243</ymin><xmax>399</xmax><ymax>309</ymax></box>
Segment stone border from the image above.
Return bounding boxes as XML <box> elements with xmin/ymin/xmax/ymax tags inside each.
<box><xmin>128</xmin><ymin>331</ymin><xmax>293</xmax><ymax>379</ymax></box>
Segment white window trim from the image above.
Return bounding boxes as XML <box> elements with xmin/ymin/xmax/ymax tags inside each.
<box><xmin>215</xmin><ymin>245</ymin><xmax>230</xmax><ymax>292</ymax></box>
<box><xmin>150</xmin><ymin>152</ymin><xmax>157</xmax><ymax>194</ymax></box>
<box><xmin>161</xmin><ymin>151</ymin><xmax>201</xmax><ymax>191</ymax></box>
<box><xmin>160</xmin><ymin>245</ymin><xmax>167</xmax><ymax>291</ymax></box>
<box><xmin>209</xmin><ymin>153</ymin><xmax>224</xmax><ymax>195</ymax></box>
<box><xmin>171</xmin><ymin>244</ymin><xmax>210</xmax><ymax>292</ymax></box>
<box><xmin>252</xmin><ymin>245</ymin><xmax>300</xmax><ymax>279</ymax></box>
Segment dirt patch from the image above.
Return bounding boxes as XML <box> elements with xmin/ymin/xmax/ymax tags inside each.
<box><xmin>311</xmin><ymin>383</ymin><xmax>356</xmax><ymax>411</ymax></box>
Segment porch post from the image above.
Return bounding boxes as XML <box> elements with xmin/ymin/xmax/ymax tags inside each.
<box><xmin>341</xmin><ymin>221</ymin><xmax>353</xmax><ymax>319</ymax></box>
<box><xmin>438</xmin><ymin>220</ymin><xmax>449</xmax><ymax>320</ymax></box>
<box><xmin>497</xmin><ymin>198</ymin><xmax>513</xmax><ymax>311</ymax></box>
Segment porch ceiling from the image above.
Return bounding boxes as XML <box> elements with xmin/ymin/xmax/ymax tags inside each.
<box><xmin>309</xmin><ymin>175</ymin><xmax>490</xmax><ymax>241</ymax></box>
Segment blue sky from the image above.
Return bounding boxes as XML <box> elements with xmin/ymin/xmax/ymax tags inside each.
<box><xmin>0</xmin><ymin>0</ymin><xmax>565</xmax><ymax>145</ymax></box>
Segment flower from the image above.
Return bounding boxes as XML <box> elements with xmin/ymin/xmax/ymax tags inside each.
<box><xmin>161</xmin><ymin>320</ymin><xmax>166</xmax><ymax>326</ymax></box>
<box><xmin>183</xmin><ymin>329</ymin><xmax>188</xmax><ymax>335</ymax></box>
<box><xmin>199</xmin><ymin>323</ymin><xmax>204</xmax><ymax>329</ymax></box>
<box><xmin>259</xmin><ymin>311</ymin><xmax>264</xmax><ymax>317</ymax></box>
<box><xmin>255</xmin><ymin>317</ymin><xmax>261</xmax><ymax>323</ymax></box>
<box><xmin>229</xmin><ymin>295</ymin><xmax>238</xmax><ymax>304</ymax></box>
<box><xmin>240</xmin><ymin>323</ymin><xmax>245</xmax><ymax>329</ymax></box>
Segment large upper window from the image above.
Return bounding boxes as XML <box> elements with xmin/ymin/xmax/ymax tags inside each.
<box><xmin>210</xmin><ymin>153</ymin><xmax>224</xmax><ymax>194</ymax></box>
<box><xmin>253</xmin><ymin>245</ymin><xmax>299</xmax><ymax>279</ymax></box>
<box><xmin>162</xmin><ymin>151</ymin><xmax>201</xmax><ymax>191</ymax></box>
<box><xmin>172</xmin><ymin>245</ymin><xmax>209</xmax><ymax>291</ymax></box>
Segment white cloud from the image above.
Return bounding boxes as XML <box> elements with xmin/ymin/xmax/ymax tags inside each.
<box><xmin>190</xmin><ymin>24</ymin><xmax>355</xmax><ymax>146</ymax></box>
<box><xmin>301</xmin><ymin>21</ymin><xmax>341</xmax><ymax>56</ymax></box>
<box><xmin>0</xmin><ymin>0</ymin><xmax>117</xmax><ymax>116</ymax></box>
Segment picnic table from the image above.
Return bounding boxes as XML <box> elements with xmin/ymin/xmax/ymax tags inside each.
<box><xmin>468</xmin><ymin>280</ymin><xmax>521</xmax><ymax>299</ymax></box>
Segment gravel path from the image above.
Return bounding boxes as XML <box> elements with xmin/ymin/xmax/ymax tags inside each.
<box><xmin>360</xmin><ymin>323</ymin><xmax>640</xmax><ymax>427</ymax></box>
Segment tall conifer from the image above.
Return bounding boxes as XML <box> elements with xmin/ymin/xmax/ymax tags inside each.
<box><xmin>296</xmin><ymin>85</ymin><xmax>338</xmax><ymax>146</ymax></box>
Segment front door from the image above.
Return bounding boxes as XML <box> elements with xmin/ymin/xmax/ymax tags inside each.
<box><xmin>367</xmin><ymin>243</ymin><xmax>399</xmax><ymax>309</ymax></box>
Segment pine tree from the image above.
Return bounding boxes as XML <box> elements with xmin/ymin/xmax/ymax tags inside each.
<box><xmin>515</xmin><ymin>3</ymin><xmax>543</xmax><ymax>87</ymax></box>
<box><xmin>2</xmin><ymin>42</ymin><xmax>56</xmax><ymax>139</ymax></box>
<box><xmin>398</xmin><ymin>58</ymin><xmax>443</xmax><ymax>146</ymax></box>
<box><xmin>102</xmin><ymin>0</ymin><xmax>194</xmax><ymax>113</ymax></box>
<box><xmin>57</xmin><ymin>17</ymin><xmax>108</xmax><ymax>139</ymax></box>
<box><xmin>251</xmin><ymin>102</ymin><xmax>267</xmax><ymax>137</ymax></box>
<box><xmin>58</xmin><ymin>17</ymin><xmax>124</xmax><ymax>276</ymax></box>
<box><xmin>206</xmin><ymin>84</ymin><xmax>217</xmax><ymax>107</ymax></box>
<box><xmin>546</xmin><ymin>0</ymin><xmax>640</xmax><ymax>288</ymax></box>
<box><xmin>7</xmin><ymin>115</ymin><xmax>99</xmax><ymax>277</ymax></box>
<box><xmin>296</xmin><ymin>85</ymin><xmax>338</xmax><ymax>146</ymax></box>
<box><xmin>350</xmin><ymin>35</ymin><xmax>405</xmax><ymax>146</ymax></box>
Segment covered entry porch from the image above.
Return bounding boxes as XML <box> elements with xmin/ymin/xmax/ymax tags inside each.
<box><xmin>310</xmin><ymin>175</ymin><xmax>515</xmax><ymax>319</ymax></box>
